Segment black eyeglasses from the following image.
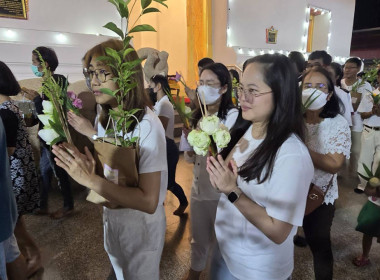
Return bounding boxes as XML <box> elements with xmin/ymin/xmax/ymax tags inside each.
<box><xmin>83</xmin><ymin>68</ymin><xmax>112</xmax><ymax>83</ymax></box>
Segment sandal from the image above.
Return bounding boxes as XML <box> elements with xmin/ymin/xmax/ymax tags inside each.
<box><xmin>352</xmin><ymin>255</ymin><xmax>370</xmax><ymax>267</ymax></box>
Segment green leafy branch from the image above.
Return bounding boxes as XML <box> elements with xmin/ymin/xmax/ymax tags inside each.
<box><xmin>97</xmin><ymin>0</ymin><xmax>167</xmax><ymax>147</ymax></box>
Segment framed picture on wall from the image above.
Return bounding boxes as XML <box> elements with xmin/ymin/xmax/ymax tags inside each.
<box><xmin>266</xmin><ymin>26</ymin><xmax>278</xmax><ymax>44</ymax></box>
<box><xmin>0</xmin><ymin>0</ymin><xmax>28</xmax><ymax>20</ymax></box>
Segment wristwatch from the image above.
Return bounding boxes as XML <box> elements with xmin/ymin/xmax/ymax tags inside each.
<box><xmin>227</xmin><ymin>187</ymin><xmax>242</xmax><ymax>203</ymax></box>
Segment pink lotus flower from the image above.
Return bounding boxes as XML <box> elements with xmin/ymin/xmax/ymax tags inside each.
<box><xmin>72</xmin><ymin>98</ymin><xmax>83</xmax><ymax>109</ymax></box>
<box><xmin>67</xmin><ymin>91</ymin><xmax>77</xmax><ymax>100</ymax></box>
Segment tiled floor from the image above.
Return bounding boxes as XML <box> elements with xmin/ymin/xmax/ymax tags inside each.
<box><xmin>25</xmin><ymin>156</ymin><xmax>380</xmax><ymax>280</ymax></box>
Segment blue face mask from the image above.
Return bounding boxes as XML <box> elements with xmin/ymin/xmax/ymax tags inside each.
<box><xmin>31</xmin><ymin>65</ymin><xmax>43</xmax><ymax>77</ymax></box>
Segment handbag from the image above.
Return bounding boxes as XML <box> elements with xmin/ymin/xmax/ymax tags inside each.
<box><xmin>305</xmin><ymin>176</ymin><xmax>334</xmax><ymax>216</ymax></box>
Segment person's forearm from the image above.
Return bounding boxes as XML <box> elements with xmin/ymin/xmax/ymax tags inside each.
<box><xmin>232</xmin><ymin>193</ymin><xmax>292</xmax><ymax>244</ymax></box>
<box><xmin>308</xmin><ymin>150</ymin><xmax>343</xmax><ymax>174</ymax></box>
<box><xmin>360</xmin><ymin>111</ymin><xmax>373</xmax><ymax>119</ymax></box>
<box><xmin>88</xmin><ymin>174</ymin><xmax>159</xmax><ymax>213</ymax></box>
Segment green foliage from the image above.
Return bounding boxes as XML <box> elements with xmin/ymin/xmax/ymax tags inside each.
<box><xmin>98</xmin><ymin>0</ymin><xmax>167</xmax><ymax>147</ymax></box>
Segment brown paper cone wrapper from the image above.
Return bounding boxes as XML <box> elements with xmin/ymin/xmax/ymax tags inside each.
<box><xmin>86</xmin><ymin>139</ymin><xmax>139</xmax><ymax>209</ymax></box>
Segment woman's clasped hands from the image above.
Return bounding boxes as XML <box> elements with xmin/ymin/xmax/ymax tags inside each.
<box><xmin>206</xmin><ymin>154</ymin><xmax>238</xmax><ymax>194</ymax></box>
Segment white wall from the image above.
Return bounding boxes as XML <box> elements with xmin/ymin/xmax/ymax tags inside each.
<box><xmin>213</xmin><ymin>0</ymin><xmax>355</xmax><ymax>66</ymax></box>
<box><xmin>312</xmin><ymin>13</ymin><xmax>330</xmax><ymax>51</ymax></box>
<box><xmin>0</xmin><ymin>0</ymin><xmax>119</xmax><ymax>82</ymax></box>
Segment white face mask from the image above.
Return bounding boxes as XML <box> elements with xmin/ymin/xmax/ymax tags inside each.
<box><xmin>197</xmin><ymin>85</ymin><xmax>221</xmax><ymax>105</ymax></box>
<box><xmin>302</xmin><ymin>88</ymin><xmax>328</xmax><ymax>110</ymax></box>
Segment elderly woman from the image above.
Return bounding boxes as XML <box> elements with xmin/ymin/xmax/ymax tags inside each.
<box><xmin>206</xmin><ymin>54</ymin><xmax>314</xmax><ymax>280</ymax></box>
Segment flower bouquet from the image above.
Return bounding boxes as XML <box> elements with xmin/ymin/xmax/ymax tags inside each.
<box><xmin>36</xmin><ymin>56</ymin><xmax>82</xmax><ymax>146</ymax></box>
<box><xmin>85</xmin><ymin>0</ymin><xmax>168</xmax><ymax>207</ymax></box>
<box><xmin>186</xmin><ymin>91</ymin><xmax>231</xmax><ymax>156</ymax></box>
<box><xmin>356</xmin><ymin>163</ymin><xmax>380</xmax><ymax>196</ymax></box>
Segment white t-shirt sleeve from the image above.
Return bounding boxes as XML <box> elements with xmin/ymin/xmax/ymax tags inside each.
<box><xmin>136</xmin><ymin>111</ymin><xmax>167</xmax><ymax>174</ymax></box>
<box><xmin>325</xmin><ymin>116</ymin><xmax>351</xmax><ymax>158</ymax></box>
<box><xmin>223</xmin><ymin>108</ymin><xmax>239</xmax><ymax>130</ymax></box>
<box><xmin>155</xmin><ymin>99</ymin><xmax>173</xmax><ymax>119</ymax></box>
<box><xmin>265</xmin><ymin>150</ymin><xmax>313</xmax><ymax>226</ymax></box>
<box><xmin>357</xmin><ymin>91</ymin><xmax>373</xmax><ymax>113</ymax></box>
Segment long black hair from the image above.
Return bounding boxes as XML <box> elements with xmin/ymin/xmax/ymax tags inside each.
<box><xmin>221</xmin><ymin>54</ymin><xmax>304</xmax><ymax>184</ymax></box>
<box><xmin>151</xmin><ymin>75</ymin><xmax>170</xmax><ymax>93</ymax></box>
<box><xmin>0</xmin><ymin>61</ymin><xmax>21</xmax><ymax>96</ymax></box>
<box><xmin>191</xmin><ymin>63</ymin><xmax>235</xmax><ymax>127</ymax></box>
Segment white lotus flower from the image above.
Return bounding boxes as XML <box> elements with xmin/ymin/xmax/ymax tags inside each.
<box><xmin>42</xmin><ymin>100</ymin><xmax>54</xmax><ymax>115</ymax></box>
<box><xmin>193</xmin><ymin>146</ymin><xmax>208</xmax><ymax>156</ymax></box>
<box><xmin>38</xmin><ymin>128</ymin><xmax>59</xmax><ymax>145</ymax></box>
<box><xmin>188</xmin><ymin>130</ymin><xmax>210</xmax><ymax>150</ymax></box>
<box><xmin>184</xmin><ymin>106</ymin><xmax>191</xmax><ymax>114</ymax></box>
<box><xmin>37</xmin><ymin>114</ymin><xmax>53</xmax><ymax>128</ymax></box>
<box><xmin>213</xmin><ymin>128</ymin><xmax>231</xmax><ymax>148</ymax></box>
<box><xmin>200</xmin><ymin>115</ymin><xmax>220</xmax><ymax>135</ymax></box>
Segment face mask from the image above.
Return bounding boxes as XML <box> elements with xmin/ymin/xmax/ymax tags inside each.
<box><xmin>197</xmin><ymin>85</ymin><xmax>221</xmax><ymax>105</ymax></box>
<box><xmin>31</xmin><ymin>65</ymin><xmax>43</xmax><ymax>77</ymax></box>
<box><xmin>302</xmin><ymin>88</ymin><xmax>328</xmax><ymax>110</ymax></box>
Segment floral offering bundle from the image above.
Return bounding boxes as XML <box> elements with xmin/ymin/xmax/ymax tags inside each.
<box><xmin>164</xmin><ymin>88</ymin><xmax>192</xmax><ymax>129</ymax></box>
<box><xmin>356</xmin><ymin>163</ymin><xmax>380</xmax><ymax>194</ymax></box>
<box><xmin>187</xmin><ymin>90</ymin><xmax>231</xmax><ymax>156</ymax></box>
<box><xmin>36</xmin><ymin>55</ymin><xmax>82</xmax><ymax>146</ymax></box>
<box><xmin>367</xmin><ymin>89</ymin><xmax>380</xmax><ymax>105</ymax></box>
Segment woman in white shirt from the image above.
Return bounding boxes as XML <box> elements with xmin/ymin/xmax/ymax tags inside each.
<box><xmin>150</xmin><ymin>74</ymin><xmax>189</xmax><ymax>215</ymax></box>
<box><xmin>206</xmin><ymin>54</ymin><xmax>314</xmax><ymax>280</ymax></box>
<box><xmin>301</xmin><ymin>66</ymin><xmax>351</xmax><ymax>279</ymax></box>
<box><xmin>52</xmin><ymin>39</ymin><xmax>167</xmax><ymax>280</ymax></box>
<box><xmin>184</xmin><ymin>63</ymin><xmax>238</xmax><ymax>280</ymax></box>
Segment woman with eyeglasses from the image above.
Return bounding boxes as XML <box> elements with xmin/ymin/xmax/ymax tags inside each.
<box><xmin>206</xmin><ymin>54</ymin><xmax>314</xmax><ymax>280</ymax></box>
<box><xmin>149</xmin><ymin>74</ymin><xmax>189</xmax><ymax>215</ymax></box>
<box><xmin>183</xmin><ymin>63</ymin><xmax>238</xmax><ymax>280</ymax></box>
<box><xmin>300</xmin><ymin>66</ymin><xmax>351</xmax><ymax>279</ymax></box>
<box><xmin>52</xmin><ymin>39</ymin><xmax>167</xmax><ymax>279</ymax></box>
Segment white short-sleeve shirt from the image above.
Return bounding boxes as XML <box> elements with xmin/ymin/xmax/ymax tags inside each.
<box><xmin>97</xmin><ymin>107</ymin><xmax>168</xmax><ymax>206</ymax></box>
<box><xmin>358</xmin><ymin>88</ymin><xmax>380</xmax><ymax>127</ymax></box>
<box><xmin>154</xmin><ymin>95</ymin><xmax>175</xmax><ymax>140</ymax></box>
<box><xmin>215</xmin><ymin>127</ymin><xmax>314</xmax><ymax>280</ymax></box>
<box><xmin>341</xmin><ymin>79</ymin><xmax>373</xmax><ymax>132</ymax></box>
<box><xmin>335</xmin><ymin>86</ymin><xmax>353</xmax><ymax>126</ymax></box>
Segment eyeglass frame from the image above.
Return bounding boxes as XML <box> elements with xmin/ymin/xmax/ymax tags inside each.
<box><xmin>83</xmin><ymin>68</ymin><xmax>112</xmax><ymax>83</ymax></box>
<box><xmin>303</xmin><ymin>82</ymin><xmax>329</xmax><ymax>91</ymax></box>
<box><xmin>237</xmin><ymin>85</ymin><xmax>272</xmax><ymax>103</ymax></box>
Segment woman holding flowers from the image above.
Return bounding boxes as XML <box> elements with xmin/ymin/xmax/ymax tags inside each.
<box><xmin>206</xmin><ymin>54</ymin><xmax>314</xmax><ymax>280</ymax></box>
<box><xmin>150</xmin><ymin>74</ymin><xmax>189</xmax><ymax>215</ymax></box>
<box><xmin>52</xmin><ymin>39</ymin><xmax>167</xmax><ymax>280</ymax></box>
<box><xmin>184</xmin><ymin>63</ymin><xmax>238</xmax><ymax>280</ymax></box>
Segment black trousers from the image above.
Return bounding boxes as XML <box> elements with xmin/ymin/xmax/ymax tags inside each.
<box><xmin>303</xmin><ymin>203</ymin><xmax>335</xmax><ymax>280</ymax></box>
<box><xmin>166</xmin><ymin>137</ymin><xmax>188</xmax><ymax>205</ymax></box>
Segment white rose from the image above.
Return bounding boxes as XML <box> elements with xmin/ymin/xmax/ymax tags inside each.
<box><xmin>200</xmin><ymin>115</ymin><xmax>220</xmax><ymax>135</ymax></box>
<box><xmin>42</xmin><ymin>100</ymin><xmax>54</xmax><ymax>115</ymax></box>
<box><xmin>37</xmin><ymin>114</ymin><xmax>53</xmax><ymax>128</ymax></box>
<box><xmin>213</xmin><ymin>128</ymin><xmax>231</xmax><ymax>148</ymax></box>
<box><xmin>38</xmin><ymin>128</ymin><xmax>59</xmax><ymax>145</ymax></box>
<box><xmin>193</xmin><ymin>146</ymin><xmax>208</xmax><ymax>156</ymax></box>
<box><xmin>187</xmin><ymin>130</ymin><xmax>210</xmax><ymax>149</ymax></box>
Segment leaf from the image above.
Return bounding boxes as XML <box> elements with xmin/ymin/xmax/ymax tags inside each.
<box><xmin>357</xmin><ymin>172</ymin><xmax>370</xmax><ymax>182</ymax></box>
<box><xmin>153</xmin><ymin>0</ymin><xmax>168</xmax><ymax>8</ymax></box>
<box><xmin>100</xmin><ymin>88</ymin><xmax>115</xmax><ymax>96</ymax></box>
<box><xmin>105</xmin><ymin>47</ymin><xmax>122</xmax><ymax>64</ymax></box>
<box><xmin>363</xmin><ymin>163</ymin><xmax>373</xmax><ymax>177</ymax></box>
<box><xmin>50</xmin><ymin>136</ymin><xmax>65</xmax><ymax>146</ymax></box>
<box><xmin>141</xmin><ymin>0</ymin><xmax>152</xmax><ymax>9</ymax></box>
<box><xmin>129</xmin><ymin>24</ymin><xmax>156</xmax><ymax>34</ymax></box>
<box><xmin>96</xmin><ymin>56</ymin><xmax>113</xmax><ymax>63</ymax></box>
<box><xmin>119</xmin><ymin>2</ymin><xmax>129</xmax><ymax>18</ymax></box>
<box><xmin>375</xmin><ymin>164</ymin><xmax>380</xmax><ymax>178</ymax></box>
<box><xmin>123</xmin><ymin>48</ymin><xmax>135</xmax><ymax>59</ymax></box>
<box><xmin>142</xmin><ymin>7</ymin><xmax>160</xmax><ymax>14</ymax></box>
<box><xmin>103</xmin><ymin>22</ymin><xmax>124</xmax><ymax>38</ymax></box>
<box><xmin>48</xmin><ymin>120</ymin><xmax>66</xmax><ymax>138</ymax></box>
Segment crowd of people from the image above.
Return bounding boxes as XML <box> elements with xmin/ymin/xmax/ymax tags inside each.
<box><xmin>0</xmin><ymin>39</ymin><xmax>380</xmax><ymax>280</ymax></box>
